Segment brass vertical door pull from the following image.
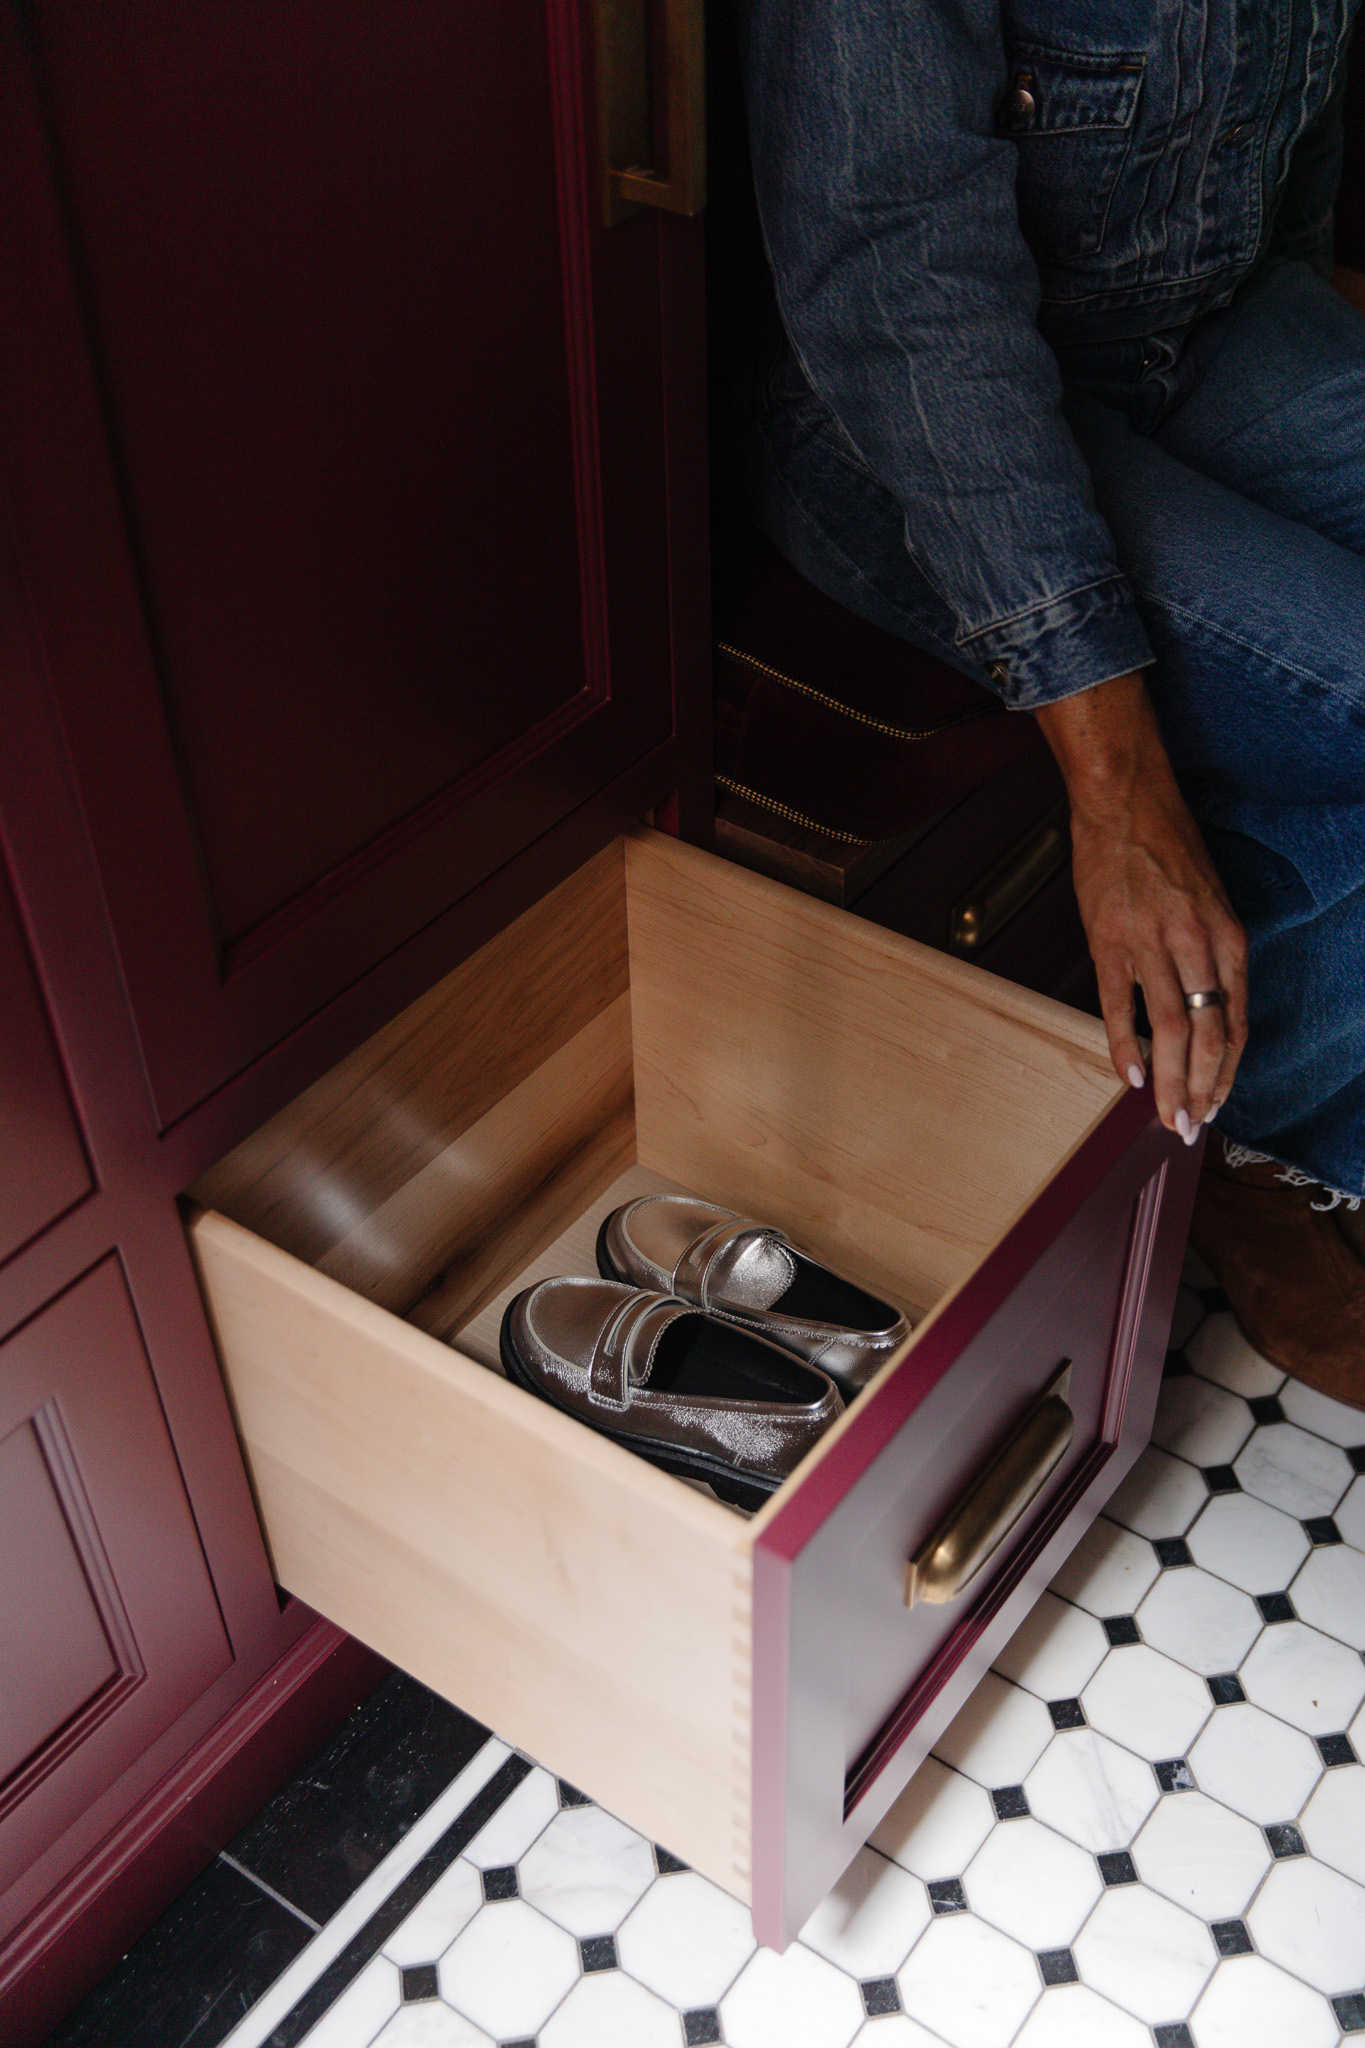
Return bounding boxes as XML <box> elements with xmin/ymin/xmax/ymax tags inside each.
<box><xmin>595</xmin><ymin>0</ymin><xmax>705</xmax><ymax>222</ymax></box>
<box><xmin>905</xmin><ymin>1362</ymin><xmax>1075</xmax><ymax>1608</ymax></box>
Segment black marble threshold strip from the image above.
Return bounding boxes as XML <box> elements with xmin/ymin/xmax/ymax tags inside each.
<box><xmin>264</xmin><ymin>1750</ymin><xmax>533</xmax><ymax>2048</ymax></box>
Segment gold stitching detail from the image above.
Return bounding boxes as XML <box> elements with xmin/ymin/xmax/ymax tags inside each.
<box><xmin>716</xmin><ymin>641</ymin><xmax>987</xmax><ymax>742</ymax></box>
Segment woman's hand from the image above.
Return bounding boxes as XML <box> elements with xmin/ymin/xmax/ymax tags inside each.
<box><xmin>1034</xmin><ymin>671</ymin><xmax>1249</xmax><ymax>1139</ymax></box>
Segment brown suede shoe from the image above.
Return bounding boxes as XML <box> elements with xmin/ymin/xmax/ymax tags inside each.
<box><xmin>1190</xmin><ymin>1139</ymin><xmax>1365</xmax><ymax>1410</ymax></box>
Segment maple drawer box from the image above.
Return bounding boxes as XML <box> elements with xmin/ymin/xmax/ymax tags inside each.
<box><xmin>187</xmin><ymin>827</ymin><xmax>1198</xmax><ymax>1946</ymax></box>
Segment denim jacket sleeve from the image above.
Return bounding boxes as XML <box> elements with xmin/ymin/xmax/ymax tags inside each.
<box><xmin>739</xmin><ymin>0</ymin><xmax>1156</xmax><ymax>708</ymax></box>
<box><xmin>1268</xmin><ymin>52</ymin><xmax>1349</xmax><ymax>277</ymax></box>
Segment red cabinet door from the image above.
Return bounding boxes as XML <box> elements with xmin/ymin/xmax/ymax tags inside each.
<box><xmin>0</xmin><ymin>1260</ymin><xmax>232</xmax><ymax>1895</ymax></box>
<box><xmin>0</xmin><ymin>0</ymin><xmax>695</xmax><ymax>1126</ymax></box>
<box><xmin>0</xmin><ymin>857</ymin><xmax>90</xmax><ymax>1266</ymax></box>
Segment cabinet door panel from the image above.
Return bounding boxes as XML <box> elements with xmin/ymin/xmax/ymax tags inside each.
<box><xmin>0</xmin><ymin>1261</ymin><xmax>232</xmax><ymax>1887</ymax></box>
<box><xmin>0</xmin><ymin>857</ymin><xmax>90</xmax><ymax>1264</ymax></box>
<box><xmin>0</xmin><ymin>0</ymin><xmax>680</xmax><ymax>1122</ymax></box>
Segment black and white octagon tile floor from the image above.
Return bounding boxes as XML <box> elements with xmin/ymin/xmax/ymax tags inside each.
<box><xmin>52</xmin><ymin>1262</ymin><xmax>1365</xmax><ymax>2048</ymax></box>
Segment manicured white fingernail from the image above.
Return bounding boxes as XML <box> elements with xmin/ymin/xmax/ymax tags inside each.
<box><xmin>1127</xmin><ymin>1064</ymin><xmax>1146</xmax><ymax>1089</ymax></box>
<box><xmin>1205</xmin><ymin>1101</ymin><xmax>1222</xmax><ymax>1125</ymax></box>
<box><xmin>1175</xmin><ymin>1108</ymin><xmax>1196</xmax><ymax>1144</ymax></box>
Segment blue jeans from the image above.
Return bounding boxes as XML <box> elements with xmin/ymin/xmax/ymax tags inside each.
<box><xmin>750</xmin><ymin>260</ymin><xmax>1365</xmax><ymax>1199</ymax></box>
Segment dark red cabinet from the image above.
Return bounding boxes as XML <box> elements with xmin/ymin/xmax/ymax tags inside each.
<box><xmin>0</xmin><ymin>0</ymin><xmax>704</xmax><ymax>2035</ymax></box>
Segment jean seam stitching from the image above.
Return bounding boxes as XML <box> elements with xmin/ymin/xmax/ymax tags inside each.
<box><xmin>1136</xmin><ymin>588</ymin><xmax>1364</xmax><ymax>707</ymax></box>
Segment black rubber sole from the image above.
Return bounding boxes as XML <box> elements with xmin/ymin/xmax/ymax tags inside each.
<box><xmin>595</xmin><ymin>1210</ymin><xmax>628</xmax><ymax>1283</ymax></box>
<box><xmin>498</xmin><ymin>1290</ymin><xmax>775</xmax><ymax>1513</ymax></box>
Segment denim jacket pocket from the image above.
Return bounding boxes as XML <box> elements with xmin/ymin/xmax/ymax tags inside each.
<box><xmin>999</xmin><ymin>45</ymin><xmax>1145</xmax><ymax>269</ymax></box>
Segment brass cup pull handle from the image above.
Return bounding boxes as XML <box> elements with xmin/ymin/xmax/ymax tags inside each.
<box><xmin>595</xmin><ymin>0</ymin><xmax>706</xmax><ymax>223</ymax></box>
<box><xmin>906</xmin><ymin>1363</ymin><xmax>1074</xmax><ymax>1609</ymax></box>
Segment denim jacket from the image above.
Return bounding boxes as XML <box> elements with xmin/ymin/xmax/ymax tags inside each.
<box><xmin>740</xmin><ymin>0</ymin><xmax>1360</xmax><ymax>706</ymax></box>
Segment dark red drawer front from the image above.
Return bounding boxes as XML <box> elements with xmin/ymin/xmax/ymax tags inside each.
<box><xmin>751</xmin><ymin>1089</ymin><xmax>1201</xmax><ymax>1948</ymax></box>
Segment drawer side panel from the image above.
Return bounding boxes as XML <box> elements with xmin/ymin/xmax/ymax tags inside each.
<box><xmin>190</xmin><ymin>1209</ymin><xmax>753</xmax><ymax>1896</ymax></box>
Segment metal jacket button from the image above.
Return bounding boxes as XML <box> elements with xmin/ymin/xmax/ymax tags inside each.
<box><xmin>1004</xmin><ymin>83</ymin><xmax>1036</xmax><ymax>124</ymax></box>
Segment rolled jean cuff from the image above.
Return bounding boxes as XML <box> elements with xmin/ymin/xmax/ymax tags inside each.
<box><xmin>958</xmin><ymin>575</ymin><xmax>1157</xmax><ymax>709</ymax></box>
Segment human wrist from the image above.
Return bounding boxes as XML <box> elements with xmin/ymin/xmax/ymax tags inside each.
<box><xmin>1033</xmin><ymin>670</ymin><xmax>1176</xmax><ymax>821</ymax></box>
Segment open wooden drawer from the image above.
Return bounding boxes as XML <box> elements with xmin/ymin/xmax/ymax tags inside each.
<box><xmin>187</xmin><ymin>827</ymin><xmax>1200</xmax><ymax>1947</ymax></box>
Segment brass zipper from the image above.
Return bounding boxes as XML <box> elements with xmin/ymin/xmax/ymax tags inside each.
<box><xmin>715</xmin><ymin>642</ymin><xmax>987</xmax><ymax>742</ymax></box>
<box><xmin>714</xmin><ymin>774</ymin><xmax>887</xmax><ymax>845</ymax></box>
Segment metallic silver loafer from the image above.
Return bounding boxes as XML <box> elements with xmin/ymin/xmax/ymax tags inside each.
<box><xmin>499</xmin><ymin>1276</ymin><xmax>842</xmax><ymax>1509</ymax></box>
<box><xmin>597</xmin><ymin>1196</ymin><xmax>911</xmax><ymax>1402</ymax></box>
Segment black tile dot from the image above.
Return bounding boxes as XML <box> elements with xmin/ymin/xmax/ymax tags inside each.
<box><xmin>1155</xmin><ymin>1758</ymin><xmax>1195</xmax><ymax>1793</ymax></box>
<box><xmin>1247</xmin><ymin>1395</ymin><xmax>1286</xmax><ymax>1426</ymax></box>
<box><xmin>400</xmin><ymin>1963</ymin><xmax>441</xmax><ymax>2003</ymax></box>
<box><xmin>1048</xmin><ymin>1697</ymin><xmax>1086</xmax><ymax>1730</ymax></box>
<box><xmin>1316</xmin><ymin>1731</ymin><xmax>1359</xmax><ymax>1768</ymax></box>
<box><xmin>558</xmin><ymin>1780</ymin><xmax>591</xmax><ymax>1808</ymax></box>
<box><xmin>1103</xmin><ymin>1615</ymin><xmax>1141</xmax><ymax>1646</ymax></box>
<box><xmin>1255</xmin><ymin>1591</ymin><xmax>1296</xmax><ymax>1624</ymax></box>
<box><xmin>1098</xmin><ymin>1850</ymin><xmax>1138</xmax><ymax>1886</ymax></box>
<box><xmin>655</xmin><ymin>1846</ymin><xmax>689</xmax><ymax>1875</ymax></box>
<box><xmin>1038</xmin><ymin>1947</ymin><xmax>1078</xmax><ymax>1985</ymax></box>
<box><xmin>1349</xmin><ymin>1447</ymin><xmax>1365</xmax><ymax>1476</ymax></box>
<box><xmin>579</xmin><ymin>1934</ymin><xmax>617</xmax><ymax>1973</ymax></box>
<box><xmin>928</xmin><ymin>1877</ymin><xmax>968</xmax><ymax>1914</ymax></box>
<box><xmin>1266</xmin><ymin>1822</ymin><xmax>1307</xmax><ymax>1858</ymax></box>
<box><xmin>991</xmin><ymin>1784</ymin><xmax>1030</xmax><ymax>1820</ymax></box>
<box><xmin>1334</xmin><ymin>1991</ymin><xmax>1365</xmax><ymax>2033</ymax></box>
<box><xmin>1208</xmin><ymin>1672</ymin><xmax>1246</xmax><ymax>1705</ymax></box>
<box><xmin>482</xmin><ymin>1865</ymin><xmax>519</xmax><ymax>1901</ymax></box>
<box><xmin>683</xmin><ymin>2012</ymin><xmax>723</xmax><ymax>2046</ymax></box>
<box><xmin>1154</xmin><ymin>2027</ymin><xmax>1196</xmax><ymax>2048</ymax></box>
<box><xmin>860</xmin><ymin>1977</ymin><xmax>902</xmax><ymax>2016</ymax></box>
<box><xmin>502</xmin><ymin>2039</ymin><xmax>538</xmax><ymax>2048</ymax></box>
<box><xmin>1164</xmin><ymin>1351</ymin><xmax>1192</xmax><ymax>1378</ymax></box>
<box><xmin>1153</xmin><ymin>1536</ymin><xmax>1193</xmax><ymax>1569</ymax></box>
<box><xmin>1304</xmin><ymin>1515</ymin><xmax>1343</xmax><ymax>1546</ymax></box>
<box><xmin>1211</xmin><ymin>1919</ymin><xmax>1254</xmax><ymax>1957</ymax></box>
<box><xmin>1202</xmin><ymin>1465</ymin><xmax>1241</xmax><ymax>1493</ymax></box>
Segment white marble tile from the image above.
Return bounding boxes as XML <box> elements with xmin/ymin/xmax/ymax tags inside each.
<box><xmin>382</xmin><ymin>1858</ymin><xmax>482</xmax><ymax>1968</ymax></box>
<box><xmin>1131</xmin><ymin>1791</ymin><xmax>1269</xmax><ymax>1919</ymax></box>
<box><xmin>720</xmin><ymin>1938</ymin><xmax>866</xmax><ymax>2048</ymax></box>
<box><xmin>895</xmin><ymin>1914</ymin><xmax>1039</xmax><ymax>2048</ymax></box>
<box><xmin>1291</xmin><ymin>1541</ymin><xmax>1365</xmax><ymax>1652</ymax></box>
<box><xmin>871</xmin><ymin>1759</ymin><xmax>996</xmax><ymax>1881</ymax></box>
<box><xmin>1151</xmin><ymin>1375</ymin><xmax>1253</xmax><ymax>1468</ymax></box>
<box><xmin>1277</xmin><ymin>1375</ymin><xmax>1365</xmax><ymax>1448</ymax></box>
<box><xmin>1300</xmin><ymin>1765</ymin><xmax>1365</xmax><ymax>1886</ymax></box>
<box><xmin>1024</xmin><ymin>1728</ymin><xmax>1158</xmax><ymax>1855</ymax></box>
<box><xmin>1185</xmin><ymin>1314</ymin><xmax>1285</xmax><ymax>1399</ymax></box>
<box><xmin>217</xmin><ymin>1741</ymin><xmax>512</xmax><ymax>2048</ymax></box>
<box><xmin>538</xmin><ymin>1968</ymin><xmax>678</xmax><ymax>2048</ymax></box>
<box><xmin>299</xmin><ymin>1956</ymin><xmax>402</xmax><ymax>2047</ymax></box>
<box><xmin>1339</xmin><ymin>1475</ymin><xmax>1365</xmax><ymax>1551</ymax></box>
<box><xmin>461</xmin><ymin>1766</ymin><xmax>560</xmax><ymax>1868</ymax></box>
<box><xmin>616</xmin><ymin>1868</ymin><xmax>755</xmax><ymax>2007</ymax></box>
<box><xmin>1246</xmin><ymin>1856</ymin><xmax>1365</xmax><ymax>1994</ymax></box>
<box><xmin>517</xmin><ymin>1804</ymin><xmax>655</xmax><ymax>1935</ymax></box>
<box><xmin>1190</xmin><ymin>1954</ymin><xmax>1340</xmax><ymax>2048</ymax></box>
<box><xmin>1234</xmin><ymin>1423</ymin><xmax>1352</xmax><ymax>1520</ymax></box>
<box><xmin>1081</xmin><ymin>1645</ymin><xmax>1211</xmax><ymax>1761</ymax></box>
<box><xmin>1103</xmin><ymin>1447</ymin><xmax>1209</xmax><ymax>1541</ymax></box>
<box><xmin>1185</xmin><ymin>1492</ymin><xmax>1311</xmax><ymax>1596</ymax></box>
<box><xmin>962</xmin><ymin>1818</ymin><xmax>1101</xmax><ymax>1949</ymax></box>
<box><xmin>371</xmin><ymin>2005</ymin><xmax>494</xmax><ymax>2048</ymax></box>
<box><xmin>800</xmin><ymin>1846</ymin><xmax>931</xmax><ymax>1978</ymax></box>
<box><xmin>849</xmin><ymin>2021</ymin><xmax>950</xmax><ymax>2048</ymax></box>
<box><xmin>1010</xmin><ymin>1983</ymin><xmax>1150</xmax><ymax>2048</ymax></box>
<box><xmin>1072</xmin><ymin>1885</ymin><xmax>1215</xmax><ymax>2024</ymax></box>
<box><xmin>933</xmin><ymin>1674</ymin><xmax>1054</xmax><ymax>1789</ymax></box>
<box><xmin>992</xmin><ymin>1593</ymin><xmax>1108</xmax><ymax>1701</ymax></box>
<box><xmin>1049</xmin><ymin>1519</ymin><xmax>1160</xmax><ymax>1619</ymax></box>
<box><xmin>1134</xmin><ymin>1567</ymin><xmax>1261</xmax><ymax>1676</ymax></box>
<box><xmin>1187</xmin><ymin>1702</ymin><xmax>1323</xmax><ymax>1826</ymax></box>
<box><xmin>438</xmin><ymin>1897</ymin><xmax>579</xmax><ymax>2037</ymax></box>
<box><xmin>1239</xmin><ymin>1619</ymin><xmax>1365</xmax><ymax>1734</ymax></box>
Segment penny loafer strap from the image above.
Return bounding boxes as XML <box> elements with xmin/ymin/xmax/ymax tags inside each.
<box><xmin>588</xmin><ymin>1291</ymin><xmax>688</xmax><ymax>1409</ymax></box>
